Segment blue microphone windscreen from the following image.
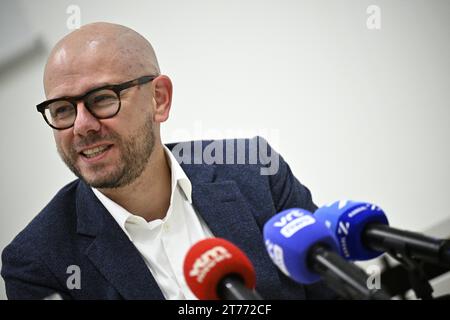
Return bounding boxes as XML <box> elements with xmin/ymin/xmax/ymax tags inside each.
<box><xmin>263</xmin><ymin>208</ymin><xmax>339</xmax><ymax>284</ymax></box>
<box><xmin>314</xmin><ymin>200</ymin><xmax>389</xmax><ymax>260</ymax></box>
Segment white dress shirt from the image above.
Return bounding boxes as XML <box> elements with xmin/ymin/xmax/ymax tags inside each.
<box><xmin>92</xmin><ymin>146</ymin><xmax>213</xmax><ymax>299</ymax></box>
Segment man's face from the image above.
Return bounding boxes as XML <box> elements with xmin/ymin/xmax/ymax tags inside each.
<box><xmin>46</xmin><ymin>49</ymin><xmax>156</xmax><ymax>189</ymax></box>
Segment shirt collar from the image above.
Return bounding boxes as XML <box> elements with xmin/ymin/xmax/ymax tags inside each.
<box><xmin>164</xmin><ymin>145</ymin><xmax>192</xmax><ymax>204</ymax></box>
<box><xmin>92</xmin><ymin>187</ymin><xmax>131</xmax><ymax>232</ymax></box>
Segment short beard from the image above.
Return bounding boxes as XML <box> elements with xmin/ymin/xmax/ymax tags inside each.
<box><xmin>57</xmin><ymin>117</ymin><xmax>155</xmax><ymax>189</ymax></box>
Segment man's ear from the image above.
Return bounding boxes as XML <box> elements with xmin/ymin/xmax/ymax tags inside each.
<box><xmin>152</xmin><ymin>75</ymin><xmax>172</xmax><ymax>123</ymax></box>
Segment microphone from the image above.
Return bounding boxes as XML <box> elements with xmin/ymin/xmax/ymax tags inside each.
<box><xmin>183</xmin><ymin>237</ymin><xmax>263</xmax><ymax>300</ymax></box>
<box><xmin>263</xmin><ymin>208</ymin><xmax>390</xmax><ymax>300</ymax></box>
<box><xmin>314</xmin><ymin>200</ymin><xmax>450</xmax><ymax>267</ymax></box>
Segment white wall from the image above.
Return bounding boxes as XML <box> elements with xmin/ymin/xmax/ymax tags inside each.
<box><xmin>0</xmin><ymin>0</ymin><xmax>449</xmax><ymax>299</ymax></box>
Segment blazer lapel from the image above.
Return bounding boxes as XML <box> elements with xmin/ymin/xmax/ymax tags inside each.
<box><xmin>183</xmin><ymin>163</ymin><xmax>285</xmax><ymax>299</ymax></box>
<box><xmin>76</xmin><ymin>181</ymin><xmax>164</xmax><ymax>300</ymax></box>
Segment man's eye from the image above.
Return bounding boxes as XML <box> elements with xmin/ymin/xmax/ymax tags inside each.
<box><xmin>56</xmin><ymin>106</ymin><xmax>69</xmax><ymax>114</ymax></box>
<box><xmin>93</xmin><ymin>94</ymin><xmax>116</xmax><ymax>104</ymax></box>
<box><xmin>50</xmin><ymin>105</ymin><xmax>73</xmax><ymax>118</ymax></box>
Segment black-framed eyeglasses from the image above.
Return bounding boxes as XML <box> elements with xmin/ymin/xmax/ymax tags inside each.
<box><xmin>36</xmin><ymin>75</ymin><xmax>157</xmax><ymax>130</ymax></box>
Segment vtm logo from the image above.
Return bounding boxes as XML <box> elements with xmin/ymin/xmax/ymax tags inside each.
<box><xmin>189</xmin><ymin>246</ymin><xmax>231</xmax><ymax>283</ymax></box>
<box><xmin>273</xmin><ymin>209</ymin><xmax>304</xmax><ymax>227</ymax></box>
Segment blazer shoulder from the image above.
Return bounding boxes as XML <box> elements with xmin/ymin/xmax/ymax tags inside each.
<box><xmin>3</xmin><ymin>179</ymin><xmax>81</xmax><ymax>256</ymax></box>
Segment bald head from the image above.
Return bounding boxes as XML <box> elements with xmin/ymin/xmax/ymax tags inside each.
<box><xmin>44</xmin><ymin>22</ymin><xmax>160</xmax><ymax>98</ymax></box>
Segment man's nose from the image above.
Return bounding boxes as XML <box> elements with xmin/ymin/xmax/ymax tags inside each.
<box><xmin>73</xmin><ymin>102</ymin><xmax>101</xmax><ymax>136</ymax></box>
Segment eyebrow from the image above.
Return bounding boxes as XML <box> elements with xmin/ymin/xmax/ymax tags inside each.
<box><xmin>49</xmin><ymin>81</ymin><xmax>119</xmax><ymax>101</ymax></box>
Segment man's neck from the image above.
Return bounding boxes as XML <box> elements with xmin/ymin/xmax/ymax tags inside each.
<box><xmin>98</xmin><ymin>143</ymin><xmax>172</xmax><ymax>222</ymax></box>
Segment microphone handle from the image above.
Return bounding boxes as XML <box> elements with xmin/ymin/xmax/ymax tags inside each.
<box><xmin>309</xmin><ymin>245</ymin><xmax>390</xmax><ymax>300</ymax></box>
<box><xmin>363</xmin><ymin>224</ymin><xmax>450</xmax><ymax>267</ymax></box>
<box><xmin>217</xmin><ymin>274</ymin><xmax>263</xmax><ymax>300</ymax></box>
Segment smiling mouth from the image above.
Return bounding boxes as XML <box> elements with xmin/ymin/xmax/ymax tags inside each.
<box><xmin>80</xmin><ymin>145</ymin><xmax>112</xmax><ymax>158</ymax></box>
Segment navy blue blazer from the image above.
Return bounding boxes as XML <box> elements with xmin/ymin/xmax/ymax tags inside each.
<box><xmin>1</xmin><ymin>137</ymin><xmax>336</xmax><ymax>300</ymax></box>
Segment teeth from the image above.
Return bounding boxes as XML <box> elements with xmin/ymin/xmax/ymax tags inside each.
<box><xmin>82</xmin><ymin>145</ymin><xmax>109</xmax><ymax>158</ymax></box>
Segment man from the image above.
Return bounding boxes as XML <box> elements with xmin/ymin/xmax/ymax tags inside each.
<box><xmin>1</xmin><ymin>22</ymin><xmax>334</xmax><ymax>300</ymax></box>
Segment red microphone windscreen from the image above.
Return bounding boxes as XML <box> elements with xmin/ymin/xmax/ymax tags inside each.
<box><xmin>183</xmin><ymin>238</ymin><xmax>256</xmax><ymax>300</ymax></box>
